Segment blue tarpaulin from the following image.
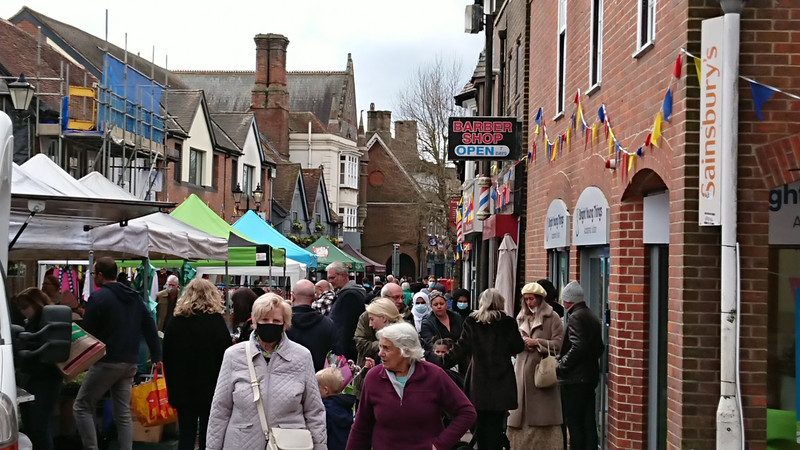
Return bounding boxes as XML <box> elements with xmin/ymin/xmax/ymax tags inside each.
<box><xmin>99</xmin><ymin>54</ymin><xmax>165</xmax><ymax>143</ymax></box>
<box><xmin>234</xmin><ymin>211</ymin><xmax>318</xmax><ymax>269</ymax></box>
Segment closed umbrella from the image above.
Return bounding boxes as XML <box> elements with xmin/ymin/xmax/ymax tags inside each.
<box><xmin>495</xmin><ymin>233</ymin><xmax>518</xmax><ymax>317</ymax></box>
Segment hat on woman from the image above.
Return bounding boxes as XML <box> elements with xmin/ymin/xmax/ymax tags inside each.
<box><xmin>520</xmin><ymin>282</ymin><xmax>547</xmax><ymax>297</ymax></box>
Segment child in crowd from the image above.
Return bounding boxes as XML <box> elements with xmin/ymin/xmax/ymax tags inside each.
<box><xmin>434</xmin><ymin>338</ymin><xmax>464</xmax><ymax>390</ymax></box>
<box><xmin>316</xmin><ymin>366</ymin><xmax>357</xmax><ymax>450</ymax></box>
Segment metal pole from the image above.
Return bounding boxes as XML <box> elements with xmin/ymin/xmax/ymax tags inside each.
<box><xmin>716</xmin><ymin>1</ymin><xmax>744</xmax><ymax>448</ymax></box>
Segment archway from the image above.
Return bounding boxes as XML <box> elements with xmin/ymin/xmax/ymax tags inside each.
<box><xmin>384</xmin><ymin>253</ymin><xmax>416</xmax><ymax>279</ymax></box>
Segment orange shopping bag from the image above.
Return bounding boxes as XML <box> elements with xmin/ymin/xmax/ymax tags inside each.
<box><xmin>131</xmin><ymin>362</ymin><xmax>178</xmax><ymax>426</ymax></box>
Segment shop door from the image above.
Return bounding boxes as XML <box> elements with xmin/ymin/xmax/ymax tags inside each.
<box><xmin>549</xmin><ymin>249</ymin><xmax>570</xmax><ymax>293</ymax></box>
<box><xmin>581</xmin><ymin>246</ymin><xmax>610</xmax><ymax>449</ymax></box>
<box><xmin>648</xmin><ymin>245</ymin><xmax>668</xmax><ymax>450</ymax></box>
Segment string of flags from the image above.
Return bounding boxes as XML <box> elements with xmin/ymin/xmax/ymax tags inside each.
<box><xmin>682</xmin><ymin>48</ymin><xmax>800</xmax><ymax>121</ymax></box>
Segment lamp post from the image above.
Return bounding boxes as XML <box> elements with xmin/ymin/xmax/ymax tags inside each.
<box><xmin>233</xmin><ymin>182</ymin><xmax>263</xmax><ymax>213</ymax></box>
<box><xmin>7</xmin><ymin>74</ymin><xmax>36</xmax><ymax>160</ymax></box>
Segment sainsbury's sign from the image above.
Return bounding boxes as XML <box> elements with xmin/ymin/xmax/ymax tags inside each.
<box><xmin>448</xmin><ymin>117</ymin><xmax>520</xmax><ymax>160</ymax></box>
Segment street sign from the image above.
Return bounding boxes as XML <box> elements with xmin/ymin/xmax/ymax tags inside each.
<box><xmin>448</xmin><ymin>117</ymin><xmax>520</xmax><ymax>160</ymax></box>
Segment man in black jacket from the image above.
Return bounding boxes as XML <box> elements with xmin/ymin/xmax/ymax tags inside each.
<box><xmin>557</xmin><ymin>280</ymin><xmax>604</xmax><ymax>450</ymax></box>
<box><xmin>287</xmin><ymin>279</ymin><xmax>337</xmax><ymax>371</ymax></box>
<box><xmin>327</xmin><ymin>262</ymin><xmax>365</xmax><ymax>360</ymax></box>
<box><xmin>74</xmin><ymin>257</ymin><xmax>162</xmax><ymax>450</ymax></box>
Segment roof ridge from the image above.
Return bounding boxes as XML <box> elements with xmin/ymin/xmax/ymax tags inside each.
<box><xmin>289</xmin><ymin>70</ymin><xmax>347</xmax><ymax>75</ymax></box>
<box><xmin>173</xmin><ymin>70</ymin><xmax>255</xmax><ymax>74</ymax></box>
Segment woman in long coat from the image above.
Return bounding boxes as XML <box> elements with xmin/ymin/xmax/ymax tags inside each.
<box><xmin>507</xmin><ymin>282</ymin><xmax>565</xmax><ymax>449</ymax></box>
<box><xmin>163</xmin><ymin>279</ymin><xmax>232</xmax><ymax>450</ymax></box>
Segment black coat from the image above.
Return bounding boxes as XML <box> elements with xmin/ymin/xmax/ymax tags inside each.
<box><xmin>287</xmin><ymin>305</ymin><xmax>337</xmax><ymax>371</ymax></box>
<box><xmin>163</xmin><ymin>312</ymin><xmax>231</xmax><ymax>410</ymax></box>
<box><xmin>431</xmin><ymin>314</ymin><xmax>524</xmax><ymax>411</ymax></box>
<box><xmin>329</xmin><ymin>282</ymin><xmax>366</xmax><ymax>360</ymax></box>
<box><xmin>557</xmin><ymin>301</ymin><xmax>604</xmax><ymax>385</ymax></box>
<box><xmin>420</xmin><ymin>310</ymin><xmax>465</xmax><ymax>366</ymax></box>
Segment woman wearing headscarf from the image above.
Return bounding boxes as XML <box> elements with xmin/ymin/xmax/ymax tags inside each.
<box><xmin>507</xmin><ymin>282</ymin><xmax>565</xmax><ymax>449</ymax></box>
<box><xmin>430</xmin><ymin>288</ymin><xmax>525</xmax><ymax>450</ymax></box>
<box><xmin>206</xmin><ymin>293</ymin><xmax>327</xmax><ymax>449</ymax></box>
<box><xmin>410</xmin><ymin>291</ymin><xmax>430</xmax><ymax>333</ymax></box>
<box><xmin>163</xmin><ymin>279</ymin><xmax>232</xmax><ymax>450</ymax></box>
<box><xmin>347</xmin><ymin>322</ymin><xmax>476</xmax><ymax>450</ymax></box>
<box><xmin>451</xmin><ymin>288</ymin><xmax>473</xmax><ymax>321</ymax></box>
<box><xmin>420</xmin><ymin>290</ymin><xmax>464</xmax><ymax>369</ymax></box>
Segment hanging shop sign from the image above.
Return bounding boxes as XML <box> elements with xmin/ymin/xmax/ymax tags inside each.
<box><xmin>545</xmin><ymin>199</ymin><xmax>571</xmax><ymax>249</ymax></box>
<box><xmin>699</xmin><ymin>16</ymin><xmax>724</xmax><ymax>226</ymax></box>
<box><xmin>448</xmin><ymin>117</ymin><xmax>521</xmax><ymax>160</ymax></box>
<box><xmin>573</xmin><ymin>186</ymin><xmax>610</xmax><ymax>247</ymax></box>
<box><xmin>462</xmin><ymin>180</ymin><xmax>483</xmax><ymax>235</ymax></box>
<box><xmin>769</xmin><ymin>181</ymin><xmax>800</xmax><ymax>246</ymax></box>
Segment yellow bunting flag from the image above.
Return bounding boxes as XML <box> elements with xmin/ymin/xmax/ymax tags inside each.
<box><xmin>652</xmin><ymin>112</ymin><xmax>663</xmax><ymax>147</ymax></box>
<box><xmin>554</xmin><ymin>138</ymin><xmax>560</xmax><ymax>156</ymax></box>
<box><xmin>535</xmin><ymin>124</ymin><xmax>540</xmax><ymax>135</ymax></box>
<box><xmin>576</xmin><ymin>105</ymin><xmax>583</xmax><ymax>127</ymax></box>
<box><xmin>566</xmin><ymin>127</ymin><xmax>572</xmax><ymax>150</ymax></box>
<box><xmin>592</xmin><ymin>123</ymin><xmax>598</xmax><ymax>144</ymax></box>
<box><xmin>629</xmin><ymin>153</ymin><xmax>636</xmax><ymax>172</ymax></box>
<box><xmin>550</xmin><ymin>141</ymin><xmax>557</xmax><ymax>162</ymax></box>
<box><xmin>608</xmin><ymin>129</ymin><xmax>615</xmax><ymax>156</ymax></box>
<box><xmin>694</xmin><ymin>57</ymin><xmax>702</xmax><ymax>83</ymax></box>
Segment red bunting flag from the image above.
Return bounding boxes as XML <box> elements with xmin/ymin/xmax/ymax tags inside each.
<box><xmin>574</xmin><ymin>90</ymin><xmax>580</xmax><ymax>104</ymax></box>
<box><xmin>674</xmin><ymin>54</ymin><xmax>682</xmax><ymax>79</ymax></box>
<box><xmin>645</xmin><ymin>133</ymin><xmax>652</xmax><ymax>147</ymax></box>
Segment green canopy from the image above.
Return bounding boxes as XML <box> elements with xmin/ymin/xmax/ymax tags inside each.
<box><xmin>305</xmin><ymin>237</ymin><xmax>365</xmax><ymax>272</ymax></box>
<box><xmin>168</xmin><ymin>194</ymin><xmax>285</xmax><ymax>267</ymax></box>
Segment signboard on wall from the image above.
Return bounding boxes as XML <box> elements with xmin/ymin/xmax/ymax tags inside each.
<box><xmin>545</xmin><ymin>199</ymin><xmax>571</xmax><ymax>249</ymax></box>
<box><xmin>448</xmin><ymin>117</ymin><xmax>520</xmax><ymax>160</ymax></box>
<box><xmin>462</xmin><ymin>180</ymin><xmax>483</xmax><ymax>235</ymax></box>
<box><xmin>769</xmin><ymin>181</ymin><xmax>800</xmax><ymax>245</ymax></box>
<box><xmin>573</xmin><ymin>186</ymin><xmax>610</xmax><ymax>247</ymax></box>
<box><xmin>699</xmin><ymin>16</ymin><xmax>724</xmax><ymax>226</ymax></box>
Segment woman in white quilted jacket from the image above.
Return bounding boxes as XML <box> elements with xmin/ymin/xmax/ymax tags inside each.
<box><xmin>207</xmin><ymin>293</ymin><xmax>327</xmax><ymax>449</ymax></box>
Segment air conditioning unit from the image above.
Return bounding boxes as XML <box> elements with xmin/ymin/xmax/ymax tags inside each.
<box><xmin>465</xmin><ymin>4</ymin><xmax>483</xmax><ymax>34</ymax></box>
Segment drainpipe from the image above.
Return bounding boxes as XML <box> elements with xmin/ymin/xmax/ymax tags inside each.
<box><xmin>307</xmin><ymin>121</ymin><xmax>312</xmax><ymax>168</ymax></box>
<box><xmin>716</xmin><ymin>0</ymin><xmax>745</xmax><ymax>448</ymax></box>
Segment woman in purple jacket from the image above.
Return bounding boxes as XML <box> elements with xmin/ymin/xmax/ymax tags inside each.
<box><xmin>347</xmin><ymin>322</ymin><xmax>477</xmax><ymax>450</ymax></box>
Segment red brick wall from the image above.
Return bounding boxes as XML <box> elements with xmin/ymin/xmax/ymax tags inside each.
<box><xmin>526</xmin><ymin>0</ymin><xmax>797</xmax><ymax>448</ymax></box>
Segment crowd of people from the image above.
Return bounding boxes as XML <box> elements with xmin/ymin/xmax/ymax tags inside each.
<box><xmin>12</xmin><ymin>257</ymin><xmax>604</xmax><ymax>450</ymax></box>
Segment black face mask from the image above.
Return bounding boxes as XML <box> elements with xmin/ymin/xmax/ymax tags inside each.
<box><xmin>255</xmin><ymin>323</ymin><xmax>284</xmax><ymax>343</ymax></box>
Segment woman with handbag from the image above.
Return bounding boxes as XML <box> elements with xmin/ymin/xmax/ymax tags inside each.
<box><xmin>507</xmin><ymin>282</ymin><xmax>565</xmax><ymax>449</ymax></box>
<box><xmin>163</xmin><ymin>279</ymin><xmax>232</xmax><ymax>450</ymax></box>
<box><xmin>207</xmin><ymin>293</ymin><xmax>326</xmax><ymax>450</ymax></box>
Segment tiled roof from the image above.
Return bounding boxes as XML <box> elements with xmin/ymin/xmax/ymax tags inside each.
<box><xmin>210</xmin><ymin>118</ymin><xmax>240</xmax><ymax>154</ymax></box>
<box><xmin>301</xmin><ymin>168</ymin><xmax>322</xmax><ymax>215</ymax></box>
<box><xmin>175</xmin><ymin>69</ymin><xmax>355</xmax><ymax>136</ymax></box>
<box><xmin>471</xmin><ymin>50</ymin><xmax>486</xmax><ymax>82</ymax></box>
<box><xmin>289</xmin><ymin>112</ymin><xmax>328</xmax><ymax>133</ymax></box>
<box><xmin>161</xmin><ymin>90</ymin><xmax>203</xmax><ymax>134</ymax></box>
<box><xmin>272</xmin><ymin>162</ymin><xmax>301</xmax><ymax>212</ymax></box>
<box><xmin>10</xmin><ymin>7</ymin><xmax>185</xmax><ymax>89</ymax></box>
<box><xmin>0</xmin><ymin>18</ymin><xmax>97</xmax><ymax>111</ymax></box>
<box><xmin>211</xmin><ymin>112</ymin><xmax>252</xmax><ymax>149</ymax></box>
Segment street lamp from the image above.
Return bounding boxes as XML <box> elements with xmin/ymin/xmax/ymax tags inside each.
<box><xmin>232</xmin><ymin>182</ymin><xmax>262</xmax><ymax>212</ymax></box>
<box><xmin>7</xmin><ymin>74</ymin><xmax>35</xmax><ymax>111</ymax></box>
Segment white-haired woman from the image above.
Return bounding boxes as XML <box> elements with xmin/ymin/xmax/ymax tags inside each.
<box><xmin>163</xmin><ymin>279</ymin><xmax>232</xmax><ymax>450</ymax></box>
<box><xmin>430</xmin><ymin>288</ymin><xmax>525</xmax><ymax>450</ymax></box>
<box><xmin>206</xmin><ymin>293</ymin><xmax>327</xmax><ymax>449</ymax></box>
<box><xmin>507</xmin><ymin>282</ymin><xmax>565</xmax><ymax>449</ymax></box>
<box><xmin>347</xmin><ymin>322</ymin><xmax>476</xmax><ymax>450</ymax></box>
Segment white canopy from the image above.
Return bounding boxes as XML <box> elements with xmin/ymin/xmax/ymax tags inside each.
<box><xmin>20</xmin><ymin>154</ymin><xmax>97</xmax><ymax>197</ymax></box>
<box><xmin>194</xmin><ymin>259</ymin><xmax>308</xmax><ymax>288</ymax></box>
<box><xmin>79</xmin><ymin>172</ymin><xmax>138</xmax><ymax>201</ymax></box>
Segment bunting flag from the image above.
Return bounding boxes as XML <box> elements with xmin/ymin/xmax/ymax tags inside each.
<box><xmin>749</xmin><ymin>80</ymin><xmax>777</xmax><ymax>120</ymax></box>
<box><xmin>674</xmin><ymin>54</ymin><xmax>682</xmax><ymax>79</ymax></box>
<box><xmin>608</xmin><ymin>133</ymin><xmax>615</xmax><ymax>156</ymax></box>
<box><xmin>535</xmin><ymin>124</ymin><xmax>540</xmax><ymax>135</ymax></box>
<box><xmin>574</xmin><ymin>90</ymin><xmax>581</xmax><ymax>104</ymax></box>
<box><xmin>576</xmin><ymin>105</ymin><xmax>584</xmax><ymax>129</ymax></box>
<box><xmin>651</xmin><ymin>111</ymin><xmax>663</xmax><ymax>147</ymax></box>
<box><xmin>549</xmin><ymin>141</ymin><xmax>556</xmax><ymax>162</ymax></box>
<box><xmin>592</xmin><ymin>122</ymin><xmax>598</xmax><ymax>144</ymax></box>
<box><xmin>566</xmin><ymin>127</ymin><xmax>572</xmax><ymax>149</ymax></box>
<box><xmin>535</xmin><ymin>107</ymin><xmax>543</xmax><ymax>126</ymax></box>
<box><xmin>694</xmin><ymin>57</ymin><xmax>702</xmax><ymax>83</ymax></box>
<box><xmin>598</xmin><ymin>105</ymin><xmax>606</xmax><ymax>124</ymax></box>
<box><xmin>663</xmin><ymin>88</ymin><xmax>673</xmax><ymax>123</ymax></box>
<box><xmin>645</xmin><ymin>133</ymin><xmax>652</xmax><ymax>147</ymax></box>
<box><xmin>554</xmin><ymin>137</ymin><xmax>560</xmax><ymax>156</ymax></box>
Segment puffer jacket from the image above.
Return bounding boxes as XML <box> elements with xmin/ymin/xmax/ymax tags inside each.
<box><xmin>557</xmin><ymin>301</ymin><xmax>604</xmax><ymax>385</ymax></box>
<box><xmin>206</xmin><ymin>337</ymin><xmax>327</xmax><ymax>449</ymax></box>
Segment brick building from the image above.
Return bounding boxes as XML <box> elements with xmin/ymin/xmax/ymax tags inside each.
<box><xmin>523</xmin><ymin>0</ymin><xmax>800</xmax><ymax>448</ymax></box>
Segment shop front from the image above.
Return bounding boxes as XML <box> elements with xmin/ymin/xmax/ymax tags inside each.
<box><xmin>573</xmin><ymin>186</ymin><xmax>611</xmax><ymax>448</ymax></box>
<box><xmin>545</xmin><ymin>199</ymin><xmax>571</xmax><ymax>292</ymax></box>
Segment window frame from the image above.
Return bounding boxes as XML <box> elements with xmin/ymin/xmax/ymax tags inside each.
<box><xmin>242</xmin><ymin>164</ymin><xmax>255</xmax><ymax>195</ymax></box>
<box><xmin>589</xmin><ymin>0</ymin><xmax>604</xmax><ymax>93</ymax></box>
<box><xmin>635</xmin><ymin>0</ymin><xmax>656</xmax><ymax>57</ymax></box>
<box><xmin>188</xmin><ymin>148</ymin><xmax>204</xmax><ymax>186</ymax></box>
<box><xmin>556</xmin><ymin>0</ymin><xmax>568</xmax><ymax>116</ymax></box>
<box><xmin>339</xmin><ymin>154</ymin><xmax>359</xmax><ymax>189</ymax></box>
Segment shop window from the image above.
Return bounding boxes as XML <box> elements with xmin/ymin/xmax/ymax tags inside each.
<box><xmin>768</xmin><ymin>248</ymin><xmax>799</xmax><ymax>413</ymax></box>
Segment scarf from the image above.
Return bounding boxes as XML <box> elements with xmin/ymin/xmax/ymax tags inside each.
<box><xmin>411</xmin><ymin>292</ymin><xmax>430</xmax><ymax>332</ymax></box>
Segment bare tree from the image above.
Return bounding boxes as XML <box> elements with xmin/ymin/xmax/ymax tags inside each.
<box><xmin>395</xmin><ymin>55</ymin><xmax>467</xmax><ymax>271</ymax></box>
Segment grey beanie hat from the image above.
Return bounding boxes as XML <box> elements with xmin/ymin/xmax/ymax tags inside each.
<box><xmin>561</xmin><ymin>280</ymin><xmax>584</xmax><ymax>303</ymax></box>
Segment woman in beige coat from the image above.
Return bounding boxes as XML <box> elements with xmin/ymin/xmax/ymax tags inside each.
<box><xmin>508</xmin><ymin>282</ymin><xmax>565</xmax><ymax>449</ymax></box>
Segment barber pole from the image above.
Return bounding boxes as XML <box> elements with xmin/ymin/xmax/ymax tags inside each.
<box><xmin>476</xmin><ymin>176</ymin><xmax>492</xmax><ymax>220</ymax></box>
<box><xmin>456</xmin><ymin>197</ymin><xmax>464</xmax><ymax>243</ymax></box>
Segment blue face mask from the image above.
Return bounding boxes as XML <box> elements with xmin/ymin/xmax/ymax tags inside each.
<box><xmin>428</xmin><ymin>282</ymin><xmax>436</xmax><ymax>289</ymax></box>
<box><xmin>457</xmin><ymin>302</ymin><xmax>469</xmax><ymax>310</ymax></box>
<box><xmin>414</xmin><ymin>304</ymin><xmax>428</xmax><ymax>314</ymax></box>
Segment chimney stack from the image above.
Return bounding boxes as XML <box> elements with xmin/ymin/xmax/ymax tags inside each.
<box><xmin>252</xmin><ymin>34</ymin><xmax>290</xmax><ymax>158</ymax></box>
<box><xmin>367</xmin><ymin>103</ymin><xmax>392</xmax><ymax>132</ymax></box>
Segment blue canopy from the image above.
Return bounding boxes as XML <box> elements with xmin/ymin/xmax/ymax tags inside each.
<box><xmin>234</xmin><ymin>211</ymin><xmax>319</xmax><ymax>269</ymax></box>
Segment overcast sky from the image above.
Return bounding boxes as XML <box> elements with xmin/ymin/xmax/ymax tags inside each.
<box><xmin>1</xmin><ymin>0</ymin><xmax>485</xmax><ymax>120</ymax></box>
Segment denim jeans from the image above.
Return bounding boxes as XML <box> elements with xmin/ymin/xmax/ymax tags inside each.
<box><xmin>73</xmin><ymin>362</ymin><xmax>137</xmax><ymax>450</ymax></box>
